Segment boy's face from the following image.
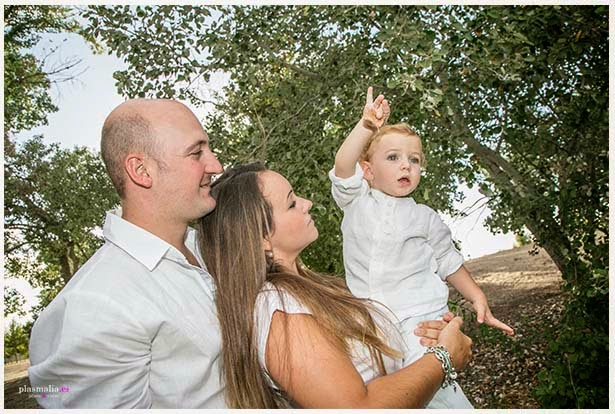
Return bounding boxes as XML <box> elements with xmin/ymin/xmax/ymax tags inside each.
<box><xmin>360</xmin><ymin>132</ymin><xmax>423</xmax><ymax>197</ymax></box>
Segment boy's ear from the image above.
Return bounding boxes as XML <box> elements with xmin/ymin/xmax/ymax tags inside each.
<box><xmin>125</xmin><ymin>153</ymin><xmax>153</xmax><ymax>189</ymax></box>
<box><xmin>359</xmin><ymin>160</ymin><xmax>374</xmax><ymax>182</ymax></box>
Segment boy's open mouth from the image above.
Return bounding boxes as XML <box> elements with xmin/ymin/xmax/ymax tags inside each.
<box><xmin>398</xmin><ymin>177</ymin><xmax>410</xmax><ymax>184</ymax></box>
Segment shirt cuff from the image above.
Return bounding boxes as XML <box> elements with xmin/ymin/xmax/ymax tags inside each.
<box><xmin>328</xmin><ymin>163</ymin><xmax>364</xmax><ymax>189</ymax></box>
<box><xmin>438</xmin><ymin>249</ymin><xmax>465</xmax><ymax>281</ymax></box>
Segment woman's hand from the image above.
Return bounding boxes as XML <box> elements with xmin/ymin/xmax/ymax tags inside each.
<box><xmin>436</xmin><ymin>317</ymin><xmax>472</xmax><ymax>372</ymax></box>
<box><xmin>361</xmin><ymin>86</ymin><xmax>390</xmax><ymax>131</ymax></box>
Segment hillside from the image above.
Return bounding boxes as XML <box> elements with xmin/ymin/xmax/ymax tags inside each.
<box><xmin>454</xmin><ymin>244</ymin><xmax>565</xmax><ymax>408</ymax></box>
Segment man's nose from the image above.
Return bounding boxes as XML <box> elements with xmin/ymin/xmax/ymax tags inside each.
<box><xmin>204</xmin><ymin>150</ymin><xmax>223</xmax><ymax>174</ymax></box>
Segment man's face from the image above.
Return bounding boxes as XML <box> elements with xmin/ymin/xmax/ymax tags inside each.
<box><xmin>152</xmin><ymin>106</ymin><xmax>223</xmax><ymax>223</ymax></box>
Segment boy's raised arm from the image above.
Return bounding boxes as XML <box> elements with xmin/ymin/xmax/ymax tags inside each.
<box><xmin>334</xmin><ymin>87</ymin><xmax>390</xmax><ymax>179</ymax></box>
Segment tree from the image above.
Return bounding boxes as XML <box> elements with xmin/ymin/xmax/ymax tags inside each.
<box><xmin>4</xmin><ymin>286</ymin><xmax>26</xmax><ymax>318</ymax></box>
<box><xmin>4</xmin><ymin>321</ymin><xmax>29</xmax><ymax>362</ymax></box>
<box><xmin>3</xmin><ymin>5</ymin><xmax>85</xmax><ymax>151</ymax></box>
<box><xmin>82</xmin><ymin>5</ymin><xmax>608</xmax><ymax>407</ymax></box>
<box><xmin>4</xmin><ymin>136</ymin><xmax>120</xmax><ymax>312</ymax></box>
<box><xmin>4</xmin><ymin>5</ymin><xmax>115</xmax><ymax>321</ymax></box>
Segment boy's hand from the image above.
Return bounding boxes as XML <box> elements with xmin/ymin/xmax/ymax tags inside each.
<box><xmin>473</xmin><ymin>299</ymin><xmax>515</xmax><ymax>336</ymax></box>
<box><xmin>413</xmin><ymin>311</ymin><xmax>455</xmax><ymax>347</ymax></box>
<box><xmin>361</xmin><ymin>86</ymin><xmax>390</xmax><ymax>131</ymax></box>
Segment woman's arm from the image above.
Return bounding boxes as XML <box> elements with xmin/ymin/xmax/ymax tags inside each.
<box><xmin>265</xmin><ymin>311</ymin><xmax>470</xmax><ymax>408</ymax></box>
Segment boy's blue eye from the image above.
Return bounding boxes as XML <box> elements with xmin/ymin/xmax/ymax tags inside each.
<box><xmin>387</xmin><ymin>154</ymin><xmax>398</xmax><ymax>161</ymax></box>
<box><xmin>410</xmin><ymin>157</ymin><xmax>420</xmax><ymax>164</ymax></box>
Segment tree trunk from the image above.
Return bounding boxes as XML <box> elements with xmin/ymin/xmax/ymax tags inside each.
<box><xmin>59</xmin><ymin>244</ymin><xmax>80</xmax><ymax>285</ymax></box>
<box><xmin>451</xmin><ymin>113</ymin><xmax>572</xmax><ymax>276</ymax></box>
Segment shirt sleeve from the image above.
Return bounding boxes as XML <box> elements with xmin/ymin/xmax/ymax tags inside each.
<box><xmin>28</xmin><ymin>291</ymin><xmax>152</xmax><ymax>408</ymax></box>
<box><xmin>254</xmin><ymin>285</ymin><xmax>311</xmax><ymax>385</ymax></box>
<box><xmin>328</xmin><ymin>163</ymin><xmax>370</xmax><ymax>209</ymax></box>
<box><xmin>424</xmin><ymin>207</ymin><xmax>464</xmax><ymax>281</ymax></box>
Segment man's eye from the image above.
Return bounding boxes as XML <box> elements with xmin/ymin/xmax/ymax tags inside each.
<box><xmin>191</xmin><ymin>151</ymin><xmax>203</xmax><ymax>157</ymax></box>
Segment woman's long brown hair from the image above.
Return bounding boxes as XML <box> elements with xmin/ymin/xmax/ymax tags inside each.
<box><xmin>198</xmin><ymin>162</ymin><xmax>401</xmax><ymax>408</ymax></box>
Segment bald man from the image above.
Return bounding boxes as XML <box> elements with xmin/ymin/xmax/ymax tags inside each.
<box><xmin>28</xmin><ymin>100</ymin><xmax>225</xmax><ymax>408</ymax></box>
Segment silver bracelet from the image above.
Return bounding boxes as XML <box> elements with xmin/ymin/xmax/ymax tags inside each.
<box><xmin>424</xmin><ymin>344</ymin><xmax>458</xmax><ymax>392</ymax></box>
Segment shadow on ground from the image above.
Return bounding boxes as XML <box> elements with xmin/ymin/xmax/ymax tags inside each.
<box><xmin>4</xmin><ymin>376</ymin><xmax>41</xmax><ymax>409</ymax></box>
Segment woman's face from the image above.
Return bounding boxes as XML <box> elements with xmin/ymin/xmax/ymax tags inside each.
<box><xmin>259</xmin><ymin>170</ymin><xmax>318</xmax><ymax>264</ymax></box>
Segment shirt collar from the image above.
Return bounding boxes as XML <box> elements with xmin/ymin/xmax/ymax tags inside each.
<box><xmin>369</xmin><ymin>188</ymin><xmax>416</xmax><ymax>206</ymax></box>
<box><xmin>103</xmin><ymin>208</ymin><xmax>194</xmax><ymax>271</ymax></box>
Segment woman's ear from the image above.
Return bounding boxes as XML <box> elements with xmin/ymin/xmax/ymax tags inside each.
<box><xmin>125</xmin><ymin>154</ymin><xmax>153</xmax><ymax>189</ymax></box>
<box><xmin>262</xmin><ymin>237</ymin><xmax>272</xmax><ymax>253</ymax></box>
<box><xmin>359</xmin><ymin>160</ymin><xmax>374</xmax><ymax>182</ymax></box>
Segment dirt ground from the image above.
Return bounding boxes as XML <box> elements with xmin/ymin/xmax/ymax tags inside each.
<box><xmin>4</xmin><ymin>244</ymin><xmax>564</xmax><ymax>409</ymax></box>
<box><xmin>454</xmin><ymin>244</ymin><xmax>565</xmax><ymax>408</ymax></box>
<box><xmin>4</xmin><ymin>360</ymin><xmax>39</xmax><ymax>409</ymax></box>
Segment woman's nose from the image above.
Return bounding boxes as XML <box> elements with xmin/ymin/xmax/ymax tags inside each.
<box><xmin>302</xmin><ymin>198</ymin><xmax>313</xmax><ymax>212</ymax></box>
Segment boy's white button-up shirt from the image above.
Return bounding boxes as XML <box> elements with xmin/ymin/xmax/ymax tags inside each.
<box><xmin>329</xmin><ymin>165</ymin><xmax>464</xmax><ymax>319</ymax></box>
<box><xmin>28</xmin><ymin>209</ymin><xmax>225</xmax><ymax>408</ymax></box>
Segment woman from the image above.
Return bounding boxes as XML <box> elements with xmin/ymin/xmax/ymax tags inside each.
<box><xmin>198</xmin><ymin>162</ymin><xmax>472</xmax><ymax>408</ymax></box>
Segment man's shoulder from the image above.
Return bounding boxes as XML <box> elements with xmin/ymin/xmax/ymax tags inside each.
<box><xmin>63</xmin><ymin>241</ymin><xmax>151</xmax><ymax>294</ymax></box>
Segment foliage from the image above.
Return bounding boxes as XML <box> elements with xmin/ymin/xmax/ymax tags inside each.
<box><xmin>3</xmin><ymin>5</ymin><xmax>84</xmax><ymax>144</ymax></box>
<box><xmin>4</xmin><ymin>320</ymin><xmax>30</xmax><ymax>361</ymax></box>
<box><xmin>4</xmin><ymin>286</ymin><xmax>27</xmax><ymax>318</ymax></box>
<box><xmin>4</xmin><ymin>6</ymin><xmax>111</xmax><ymax>323</ymax></box>
<box><xmin>534</xmin><ymin>296</ymin><xmax>608</xmax><ymax>408</ymax></box>
<box><xmin>83</xmin><ymin>5</ymin><xmax>608</xmax><ymax>407</ymax></box>
<box><xmin>4</xmin><ymin>136</ymin><xmax>119</xmax><ymax>305</ymax></box>
<box><xmin>513</xmin><ymin>229</ymin><xmax>532</xmax><ymax>247</ymax></box>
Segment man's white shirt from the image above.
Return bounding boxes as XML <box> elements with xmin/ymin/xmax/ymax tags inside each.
<box><xmin>28</xmin><ymin>209</ymin><xmax>225</xmax><ymax>408</ymax></box>
<box><xmin>329</xmin><ymin>165</ymin><xmax>464</xmax><ymax>319</ymax></box>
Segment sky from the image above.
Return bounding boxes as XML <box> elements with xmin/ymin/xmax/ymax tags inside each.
<box><xmin>6</xmin><ymin>29</ymin><xmax>515</xmax><ymax>326</ymax></box>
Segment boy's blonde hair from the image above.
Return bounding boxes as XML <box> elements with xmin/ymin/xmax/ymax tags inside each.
<box><xmin>360</xmin><ymin>123</ymin><xmax>426</xmax><ymax>166</ymax></box>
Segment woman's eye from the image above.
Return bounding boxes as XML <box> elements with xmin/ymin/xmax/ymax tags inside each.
<box><xmin>289</xmin><ymin>201</ymin><xmax>296</xmax><ymax>209</ymax></box>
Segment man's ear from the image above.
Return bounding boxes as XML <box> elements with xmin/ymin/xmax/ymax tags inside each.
<box><xmin>359</xmin><ymin>160</ymin><xmax>374</xmax><ymax>182</ymax></box>
<box><xmin>125</xmin><ymin>154</ymin><xmax>153</xmax><ymax>189</ymax></box>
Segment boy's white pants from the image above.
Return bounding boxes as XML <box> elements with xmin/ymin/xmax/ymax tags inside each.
<box><xmin>399</xmin><ymin>306</ymin><xmax>473</xmax><ymax>409</ymax></box>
